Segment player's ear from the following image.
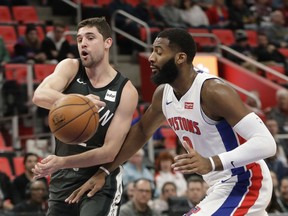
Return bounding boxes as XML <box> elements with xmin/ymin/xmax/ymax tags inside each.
<box><xmin>176</xmin><ymin>52</ymin><xmax>186</xmax><ymax>64</ymax></box>
<box><xmin>105</xmin><ymin>37</ymin><xmax>113</xmax><ymax>49</ymax></box>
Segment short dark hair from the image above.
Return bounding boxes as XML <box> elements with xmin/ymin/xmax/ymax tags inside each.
<box><xmin>157</xmin><ymin>28</ymin><xmax>196</xmax><ymax>63</ymax></box>
<box><xmin>162</xmin><ymin>181</ymin><xmax>177</xmax><ymax>194</ymax></box>
<box><xmin>77</xmin><ymin>17</ymin><xmax>112</xmax><ymax>40</ymax></box>
<box><xmin>23</xmin><ymin>152</ymin><xmax>39</xmax><ymax>164</ymax></box>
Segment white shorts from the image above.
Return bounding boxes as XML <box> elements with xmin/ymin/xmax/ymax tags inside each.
<box><xmin>185</xmin><ymin>161</ymin><xmax>272</xmax><ymax>216</ymax></box>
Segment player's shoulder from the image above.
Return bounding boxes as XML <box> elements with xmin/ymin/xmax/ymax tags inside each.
<box><xmin>202</xmin><ymin>77</ymin><xmax>234</xmax><ymax>98</ymax></box>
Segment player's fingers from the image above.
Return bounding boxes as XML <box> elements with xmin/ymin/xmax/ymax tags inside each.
<box><xmin>65</xmin><ymin>188</ymin><xmax>82</xmax><ymax>204</ymax></box>
<box><xmin>174</xmin><ymin>153</ymin><xmax>191</xmax><ymax>161</ymax></box>
<box><xmin>182</xmin><ymin>141</ymin><xmax>192</xmax><ymax>153</ymax></box>
<box><xmin>87</xmin><ymin>183</ymin><xmax>103</xmax><ymax>197</ymax></box>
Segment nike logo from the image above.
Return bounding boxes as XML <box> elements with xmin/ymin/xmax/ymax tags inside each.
<box><xmin>231</xmin><ymin>161</ymin><xmax>235</xmax><ymax>168</ymax></box>
<box><xmin>77</xmin><ymin>78</ymin><xmax>87</xmax><ymax>85</ymax></box>
<box><xmin>221</xmin><ymin>178</ymin><xmax>230</xmax><ymax>183</ymax></box>
<box><xmin>166</xmin><ymin>101</ymin><xmax>173</xmax><ymax>105</ymax></box>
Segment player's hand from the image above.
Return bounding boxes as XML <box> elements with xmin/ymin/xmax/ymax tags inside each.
<box><xmin>32</xmin><ymin>155</ymin><xmax>64</xmax><ymax>179</ymax></box>
<box><xmin>65</xmin><ymin>171</ymin><xmax>106</xmax><ymax>204</ymax></box>
<box><xmin>85</xmin><ymin>94</ymin><xmax>106</xmax><ymax>110</ymax></box>
<box><xmin>171</xmin><ymin>141</ymin><xmax>212</xmax><ymax>175</ymax></box>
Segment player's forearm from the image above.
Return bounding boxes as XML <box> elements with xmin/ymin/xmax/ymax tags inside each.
<box><xmin>62</xmin><ymin>146</ymin><xmax>116</xmax><ymax>169</ymax></box>
<box><xmin>33</xmin><ymin>88</ymin><xmax>65</xmax><ymax>110</ymax></box>
<box><xmin>104</xmin><ymin>123</ymin><xmax>151</xmax><ymax>172</ymax></box>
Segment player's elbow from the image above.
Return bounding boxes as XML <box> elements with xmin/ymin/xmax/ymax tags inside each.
<box><xmin>32</xmin><ymin>91</ymin><xmax>41</xmax><ymax>106</ymax></box>
<box><xmin>105</xmin><ymin>151</ymin><xmax>118</xmax><ymax>163</ymax></box>
<box><xmin>262</xmin><ymin>134</ymin><xmax>277</xmax><ymax>159</ymax></box>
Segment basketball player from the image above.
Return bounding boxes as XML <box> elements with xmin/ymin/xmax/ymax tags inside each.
<box><xmin>64</xmin><ymin>28</ymin><xmax>277</xmax><ymax>215</ymax></box>
<box><xmin>32</xmin><ymin>17</ymin><xmax>138</xmax><ymax>216</ymax></box>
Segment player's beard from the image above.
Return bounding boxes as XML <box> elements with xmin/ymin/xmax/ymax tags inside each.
<box><xmin>151</xmin><ymin>58</ymin><xmax>179</xmax><ymax>85</ymax></box>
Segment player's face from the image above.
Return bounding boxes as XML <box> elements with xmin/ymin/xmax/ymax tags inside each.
<box><xmin>149</xmin><ymin>37</ymin><xmax>179</xmax><ymax>85</ymax></box>
<box><xmin>77</xmin><ymin>26</ymin><xmax>108</xmax><ymax>68</ymax></box>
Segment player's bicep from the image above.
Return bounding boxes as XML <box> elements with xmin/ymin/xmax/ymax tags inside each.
<box><xmin>36</xmin><ymin>59</ymin><xmax>78</xmax><ymax>92</ymax></box>
<box><xmin>202</xmin><ymin>79</ymin><xmax>251</xmax><ymax>126</ymax></box>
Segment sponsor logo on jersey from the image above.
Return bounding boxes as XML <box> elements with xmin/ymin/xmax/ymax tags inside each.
<box><xmin>185</xmin><ymin>102</ymin><xmax>194</xmax><ymax>109</ymax></box>
<box><xmin>105</xmin><ymin>90</ymin><xmax>117</xmax><ymax>102</ymax></box>
<box><xmin>166</xmin><ymin>101</ymin><xmax>173</xmax><ymax>105</ymax></box>
<box><xmin>186</xmin><ymin>206</ymin><xmax>201</xmax><ymax>215</ymax></box>
<box><xmin>76</xmin><ymin>78</ymin><xmax>87</xmax><ymax>85</ymax></box>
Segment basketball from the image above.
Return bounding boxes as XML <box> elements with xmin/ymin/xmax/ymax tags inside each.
<box><xmin>48</xmin><ymin>94</ymin><xmax>99</xmax><ymax>144</ymax></box>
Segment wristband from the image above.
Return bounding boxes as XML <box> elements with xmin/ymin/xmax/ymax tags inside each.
<box><xmin>99</xmin><ymin>166</ymin><xmax>110</xmax><ymax>176</ymax></box>
<box><xmin>209</xmin><ymin>157</ymin><xmax>215</xmax><ymax>171</ymax></box>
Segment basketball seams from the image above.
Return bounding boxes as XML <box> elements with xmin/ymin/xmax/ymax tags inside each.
<box><xmin>48</xmin><ymin>94</ymin><xmax>99</xmax><ymax>144</ymax></box>
<box><xmin>68</xmin><ymin>111</ymin><xmax>97</xmax><ymax>143</ymax></box>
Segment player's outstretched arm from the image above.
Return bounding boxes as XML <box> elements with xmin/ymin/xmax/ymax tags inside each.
<box><xmin>172</xmin><ymin>79</ymin><xmax>276</xmax><ymax>174</ymax></box>
<box><xmin>65</xmin><ymin>85</ymin><xmax>167</xmax><ymax>203</ymax></box>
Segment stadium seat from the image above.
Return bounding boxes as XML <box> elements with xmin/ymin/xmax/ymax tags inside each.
<box><xmin>266</xmin><ymin>65</ymin><xmax>287</xmax><ymax>85</ymax></box>
<box><xmin>96</xmin><ymin>0</ymin><xmax>111</xmax><ymax>6</ymax></box>
<box><xmin>149</xmin><ymin>0</ymin><xmax>165</xmax><ymax>7</ymax></box>
<box><xmin>188</xmin><ymin>28</ymin><xmax>216</xmax><ymax>49</ymax></box>
<box><xmin>139</xmin><ymin>27</ymin><xmax>160</xmax><ymax>42</ymax></box>
<box><xmin>0</xmin><ymin>132</ymin><xmax>13</xmax><ymax>151</ymax></box>
<box><xmin>0</xmin><ymin>157</ymin><xmax>14</xmax><ymax>179</ymax></box>
<box><xmin>17</xmin><ymin>25</ymin><xmax>45</xmax><ymax>41</ymax></box>
<box><xmin>278</xmin><ymin>48</ymin><xmax>288</xmax><ymax>58</ymax></box>
<box><xmin>34</xmin><ymin>64</ymin><xmax>56</xmax><ymax>83</ymax></box>
<box><xmin>4</xmin><ymin>64</ymin><xmax>28</xmax><ymax>84</ymax></box>
<box><xmin>12</xmin><ymin>6</ymin><xmax>42</xmax><ymax>24</ymax></box>
<box><xmin>0</xmin><ymin>25</ymin><xmax>18</xmax><ymax>44</ymax></box>
<box><xmin>0</xmin><ymin>6</ymin><xmax>16</xmax><ymax>24</ymax></box>
<box><xmin>245</xmin><ymin>30</ymin><xmax>258</xmax><ymax>47</ymax></box>
<box><xmin>5</xmin><ymin>43</ymin><xmax>14</xmax><ymax>57</ymax></box>
<box><xmin>211</xmin><ymin>29</ymin><xmax>235</xmax><ymax>46</ymax></box>
<box><xmin>12</xmin><ymin>156</ymin><xmax>24</xmax><ymax>176</ymax></box>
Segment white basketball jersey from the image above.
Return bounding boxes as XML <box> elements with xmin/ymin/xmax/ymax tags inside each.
<box><xmin>162</xmin><ymin>72</ymin><xmax>265</xmax><ymax>184</ymax></box>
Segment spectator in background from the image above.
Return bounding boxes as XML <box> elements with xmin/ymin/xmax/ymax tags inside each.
<box><xmin>226</xmin><ymin>29</ymin><xmax>257</xmax><ymax>72</ymax></box>
<box><xmin>134</xmin><ymin>0</ymin><xmax>167</xmax><ymax>30</ymax></box>
<box><xmin>262</xmin><ymin>10</ymin><xmax>288</xmax><ymax>48</ymax></box>
<box><xmin>107</xmin><ymin>0</ymin><xmax>141</xmax><ymax>55</ymax></box>
<box><xmin>11</xmin><ymin>24</ymin><xmax>46</xmax><ymax>63</ymax></box>
<box><xmin>167</xmin><ymin>175</ymin><xmax>206</xmax><ymax>216</ymax></box>
<box><xmin>277</xmin><ymin>176</ymin><xmax>288</xmax><ymax>211</ymax></box>
<box><xmin>0</xmin><ymin>171</ymin><xmax>15</xmax><ymax>211</ymax></box>
<box><xmin>122</xmin><ymin>148</ymin><xmax>154</xmax><ymax>186</ymax></box>
<box><xmin>228</xmin><ymin>0</ymin><xmax>256</xmax><ymax>30</ymax></box>
<box><xmin>253</xmin><ymin>32</ymin><xmax>287</xmax><ymax>74</ymax></box>
<box><xmin>11</xmin><ymin>179</ymin><xmax>48</xmax><ymax>214</ymax></box>
<box><xmin>121</xmin><ymin>181</ymin><xmax>135</xmax><ymax>205</ymax></box>
<box><xmin>149</xmin><ymin>181</ymin><xmax>178</xmax><ymax>216</ymax></box>
<box><xmin>280</xmin><ymin>0</ymin><xmax>288</xmax><ymax>27</ymax></box>
<box><xmin>179</xmin><ymin>0</ymin><xmax>209</xmax><ymax>28</ymax></box>
<box><xmin>119</xmin><ymin>178</ymin><xmax>160</xmax><ymax>216</ymax></box>
<box><xmin>13</xmin><ymin>153</ymin><xmax>48</xmax><ymax>204</ymax></box>
<box><xmin>205</xmin><ymin>0</ymin><xmax>230</xmax><ymax>29</ymax></box>
<box><xmin>265</xmin><ymin>88</ymin><xmax>288</xmax><ymax>134</ymax></box>
<box><xmin>249</xmin><ymin>0</ymin><xmax>272</xmax><ymax>28</ymax></box>
<box><xmin>0</xmin><ymin>37</ymin><xmax>10</xmax><ymax>67</ymax></box>
<box><xmin>266</xmin><ymin>185</ymin><xmax>285</xmax><ymax>214</ymax></box>
<box><xmin>41</xmin><ymin>22</ymin><xmax>75</xmax><ymax>64</ymax></box>
<box><xmin>265</xmin><ymin>118</ymin><xmax>288</xmax><ymax>164</ymax></box>
<box><xmin>158</xmin><ymin>0</ymin><xmax>187</xmax><ymax>28</ymax></box>
<box><xmin>154</xmin><ymin>151</ymin><xmax>187</xmax><ymax>197</ymax></box>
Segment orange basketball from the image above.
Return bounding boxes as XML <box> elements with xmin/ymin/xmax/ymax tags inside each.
<box><xmin>48</xmin><ymin>94</ymin><xmax>99</xmax><ymax>144</ymax></box>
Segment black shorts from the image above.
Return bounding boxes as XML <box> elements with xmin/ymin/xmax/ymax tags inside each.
<box><xmin>47</xmin><ymin>167</ymin><xmax>123</xmax><ymax>216</ymax></box>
